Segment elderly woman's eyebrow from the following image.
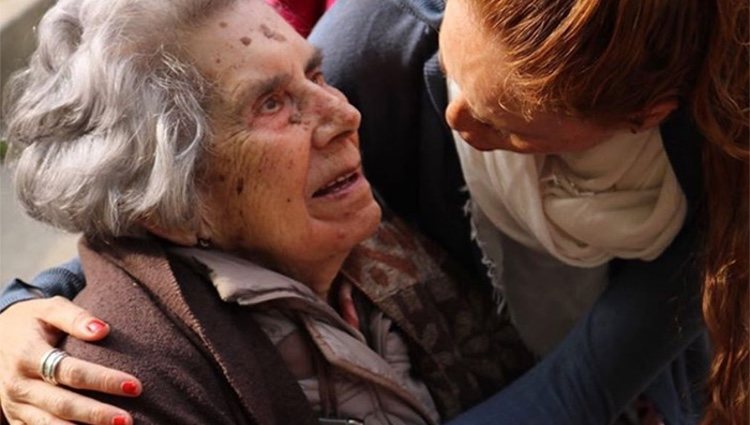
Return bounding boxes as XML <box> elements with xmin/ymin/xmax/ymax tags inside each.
<box><xmin>305</xmin><ymin>47</ymin><xmax>324</xmax><ymax>74</ymax></box>
<box><xmin>232</xmin><ymin>74</ymin><xmax>292</xmax><ymax>115</ymax></box>
<box><xmin>232</xmin><ymin>48</ymin><xmax>324</xmax><ymax>116</ymax></box>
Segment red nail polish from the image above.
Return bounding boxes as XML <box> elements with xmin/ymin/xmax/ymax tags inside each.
<box><xmin>121</xmin><ymin>381</ymin><xmax>139</xmax><ymax>395</ymax></box>
<box><xmin>112</xmin><ymin>416</ymin><xmax>128</xmax><ymax>425</ymax></box>
<box><xmin>86</xmin><ymin>319</ymin><xmax>107</xmax><ymax>334</ymax></box>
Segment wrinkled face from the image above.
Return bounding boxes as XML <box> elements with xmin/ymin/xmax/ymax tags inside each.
<box><xmin>439</xmin><ymin>0</ymin><xmax>616</xmax><ymax>154</ymax></box>
<box><xmin>187</xmin><ymin>0</ymin><xmax>381</xmax><ymax>293</ymax></box>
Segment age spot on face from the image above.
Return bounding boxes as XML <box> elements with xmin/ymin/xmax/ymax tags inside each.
<box><xmin>219</xmin><ymin>21</ymin><xmax>228</xmax><ymax>28</ymax></box>
<box><xmin>259</xmin><ymin>24</ymin><xmax>287</xmax><ymax>42</ymax></box>
<box><xmin>288</xmin><ymin>112</ymin><xmax>303</xmax><ymax>125</ymax></box>
<box><xmin>236</xmin><ymin>177</ymin><xmax>245</xmax><ymax>195</ymax></box>
<box><xmin>239</xmin><ymin>36</ymin><xmax>252</xmax><ymax>46</ymax></box>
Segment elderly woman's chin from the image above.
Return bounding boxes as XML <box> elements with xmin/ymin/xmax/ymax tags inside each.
<box><xmin>346</xmin><ymin>174</ymin><xmax>382</xmax><ymax>243</ymax></box>
<box><xmin>192</xmin><ymin>162</ymin><xmax>382</xmax><ymax>296</ymax></box>
<box><xmin>297</xmin><ymin>168</ymin><xmax>383</xmax><ymax>265</ymax></box>
<box><xmin>308</xmin><ymin>168</ymin><xmax>382</xmax><ymax>243</ymax></box>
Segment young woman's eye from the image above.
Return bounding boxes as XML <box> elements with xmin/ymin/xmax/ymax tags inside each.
<box><xmin>259</xmin><ymin>95</ymin><xmax>285</xmax><ymax>114</ymax></box>
<box><xmin>494</xmin><ymin>127</ymin><xmax>510</xmax><ymax>139</ymax></box>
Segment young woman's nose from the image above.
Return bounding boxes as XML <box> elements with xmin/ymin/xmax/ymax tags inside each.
<box><xmin>311</xmin><ymin>87</ymin><xmax>361</xmax><ymax>148</ymax></box>
<box><xmin>444</xmin><ymin>95</ymin><xmax>475</xmax><ymax>133</ymax></box>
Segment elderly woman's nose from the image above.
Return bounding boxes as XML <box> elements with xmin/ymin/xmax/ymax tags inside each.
<box><xmin>312</xmin><ymin>89</ymin><xmax>362</xmax><ymax>148</ymax></box>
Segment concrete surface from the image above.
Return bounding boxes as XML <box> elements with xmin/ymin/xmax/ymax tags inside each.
<box><xmin>0</xmin><ymin>166</ymin><xmax>79</xmax><ymax>286</ymax></box>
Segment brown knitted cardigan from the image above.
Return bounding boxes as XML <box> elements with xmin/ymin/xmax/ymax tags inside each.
<box><xmin>61</xmin><ymin>216</ymin><xmax>532</xmax><ymax>424</ymax></box>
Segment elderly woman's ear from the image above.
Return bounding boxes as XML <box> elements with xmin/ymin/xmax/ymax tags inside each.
<box><xmin>142</xmin><ymin>219</ymin><xmax>212</xmax><ymax>248</ymax></box>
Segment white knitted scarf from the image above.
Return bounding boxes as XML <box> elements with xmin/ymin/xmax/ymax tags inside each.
<box><xmin>448</xmin><ymin>80</ymin><xmax>687</xmax><ymax>267</ymax></box>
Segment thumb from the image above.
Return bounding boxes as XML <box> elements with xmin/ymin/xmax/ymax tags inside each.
<box><xmin>37</xmin><ymin>296</ymin><xmax>110</xmax><ymax>342</ymax></box>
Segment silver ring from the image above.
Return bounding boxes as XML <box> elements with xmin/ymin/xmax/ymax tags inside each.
<box><xmin>39</xmin><ymin>348</ymin><xmax>68</xmax><ymax>385</ymax></box>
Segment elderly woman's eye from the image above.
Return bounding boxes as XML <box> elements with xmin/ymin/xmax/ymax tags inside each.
<box><xmin>260</xmin><ymin>95</ymin><xmax>285</xmax><ymax>114</ymax></box>
<box><xmin>310</xmin><ymin>72</ymin><xmax>326</xmax><ymax>86</ymax></box>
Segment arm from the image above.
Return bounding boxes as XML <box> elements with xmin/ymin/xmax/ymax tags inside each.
<box><xmin>0</xmin><ymin>261</ymin><xmax>141</xmax><ymax>425</ymax></box>
<box><xmin>445</xmin><ymin>223</ymin><xmax>704</xmax><ymax>425</ymax></box>
<box><xmin>0</xmin><ymin>258</ymin><xmax>85</xmax><ymax>313</ymax></box>
<box><xmin>311</xmin><ymin>1</ymin><xmax>704</xmax><ymax>423</ymax></box>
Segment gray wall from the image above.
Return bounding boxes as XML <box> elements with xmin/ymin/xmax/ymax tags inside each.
<box><xmin>1</xmin><ymin>0</ymin><xmax>55</xmax><ymax>123</ymax></box>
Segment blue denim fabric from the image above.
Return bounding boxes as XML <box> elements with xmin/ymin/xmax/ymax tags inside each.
<box><xmin>0</xmin><ymin>258</ymin><xmax>85</xmax><ymax>313</ymax></box>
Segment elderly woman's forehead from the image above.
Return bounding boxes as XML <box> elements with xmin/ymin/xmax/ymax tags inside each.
<box><xmin>187</xmin><ymin>2</ymin><xmax>296</xmax><ymax>52</ymax></box>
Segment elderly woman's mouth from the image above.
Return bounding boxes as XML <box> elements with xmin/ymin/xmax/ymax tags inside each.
<box><xmin>313</xmin><ymin>170</ymin><xmax>361</xmax><ymax>198</ymax></box>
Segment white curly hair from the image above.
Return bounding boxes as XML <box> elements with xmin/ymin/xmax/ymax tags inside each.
<box><xmin>3</xmin><ymin>0</ymin><xmax>237</xmax><ymax>238</ymax></box>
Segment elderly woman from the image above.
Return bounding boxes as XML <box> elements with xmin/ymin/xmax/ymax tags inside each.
<box><xmin>0</xmin><ymin>0</ymin><xmax>531</xmax><ymax>424</ymax></box>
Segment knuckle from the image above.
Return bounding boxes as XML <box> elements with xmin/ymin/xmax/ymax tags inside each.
<box><xmin>87</xmin><ymin>406</ymin><xmax>110</xmax><ymax>425</ymax></box>
<box><xmin>4</xmin><ymin>403</ymin><xmax>23</xmax><ymax>423</ymax></box>
<box><xmin>7</xmin><ymin>415</ymin><xmax>24</xmax><ymax>425</ymax></box>
<box><xmin>70</xmin><ymin>304</ymin><xmax>92</xmax><ymax>329</ymax></box>
<box><xmin>71</xmin><ymin>308</ymin><xmax>92</xmax><ymax>329</ymax></box>
<box><xmin>17</xmin><ymin>340</ymin><xmax>52</xmax><ymax>376</ymax></box>
<box><xmin>100</xmin><ymin>372</ymin><xmax>120</xmax><ymax>392</ymax></box>
<box><xmin>24</xmin><ymin>409</ymin><xmax>51</xmax><ymax>425</ymax></box>
<box><xmin>49</xmin><ymin>295</ymin><xmax>91</xmax><ymax>326</ymax></box>
<box><xmin>46</xmin><ymin>296</ymin><xmax>68</xmax><ymax>312</ymax></box>
<box><xmin>51</xmin><ymin>396</ymin><xmax>75</xmax><ymax>419</ymax></box>
<box><xmin>17</xmin><ymin>339</ymin><xmax>39</xmax><ymax>367</ymax></box>
<box><xmin>48</xmin><ymin>295</ymin><xmax>68</xmax><ymax>305</ymax></box>
<box><xmin>5</xmin><ymin>378</ymin><xmax>30</xmax><ymax>400</ymax></box>
<box><xmin>62</xmin><ymin>365</ymin><xmax>88</xmax><ymax>388</ymax></box>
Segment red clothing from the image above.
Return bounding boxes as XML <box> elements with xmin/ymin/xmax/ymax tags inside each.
<box><xmin>265</xmin><ymin>0</ymin><xmax>336</xmax><ymax>37</ymax></box>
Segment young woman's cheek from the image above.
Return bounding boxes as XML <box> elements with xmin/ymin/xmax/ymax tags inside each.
<box><xmin>458</xmin><ymin>127</ymin><xmax>510</xmax><ymax>151</ymax></box>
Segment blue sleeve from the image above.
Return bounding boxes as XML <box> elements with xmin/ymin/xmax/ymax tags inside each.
<box><xmin>0</xmin><ymin>258</ymin><xmax>86</xmax><ymax>313</ymax></box>
<box><xmin>445</xmin><ymin>224</ymin><xmax>705</xmax><ymax>425</ymax></box>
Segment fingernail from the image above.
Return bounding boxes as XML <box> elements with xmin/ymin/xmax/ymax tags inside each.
<box><xmin>121</xmin><ymin>380</ymin><xmax>139</xmax><ymax>395</ymax></box>
<box><xmin>86</xmin><ymin>319</ymin><xmax>107</xmax><ymax>334</ymax></box>
<box><xmin>112</xmin><ymin>416</ymin><xmax>128</xmax><ymax>425</ymax></box>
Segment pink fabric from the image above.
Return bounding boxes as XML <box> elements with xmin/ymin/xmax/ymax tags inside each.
<box><xmin>265</xmin><ymin>0</ymin><xmax>336</xmax><ymax>37</ymax></box>
<box><xmin>636</xmin><ymin>396</ymin><xmax>665</xmax><ymax>425</ymax></box>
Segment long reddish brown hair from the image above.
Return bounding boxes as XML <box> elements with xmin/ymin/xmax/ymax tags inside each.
<box><xmin>467</xmin><ymin>0</ymin><xmax>749</xmax><ymax>423</ymax></box>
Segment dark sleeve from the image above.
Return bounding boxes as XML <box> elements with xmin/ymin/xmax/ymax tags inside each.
<box><xmin>311</xmin><ymin>0</ymin><xmax>481</xmax><ymax>273</ymax></box>
<box><xmin>445</xmin><ymin>222</ymin><xmax>705</xmax><ymax>425</ymax></box>
<box><xmin>0</xmin><ymin>258</ymin><xmax>86</xmax><ymax>313</ymax></box>
<box><xmin>310</xmin><ymin>0</ymin><xmax>440</xmax><ymax>223</ymax></box>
